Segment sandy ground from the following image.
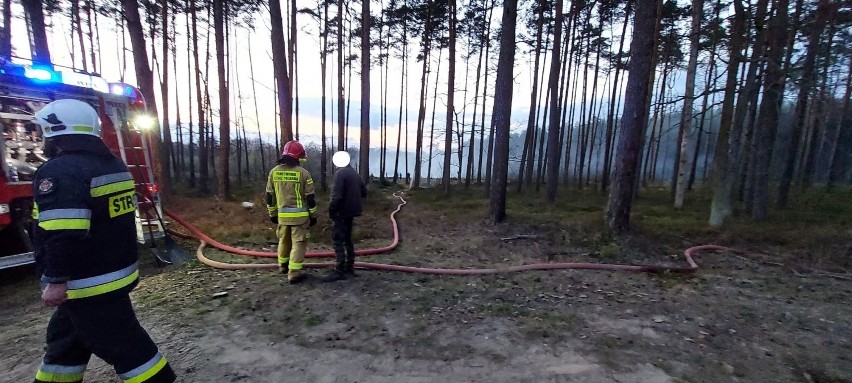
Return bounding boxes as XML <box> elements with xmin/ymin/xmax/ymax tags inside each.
<box><xmin>2</xmin><ymin>190</ymin><xmax>850</xmax><ymax>382</ymax></box>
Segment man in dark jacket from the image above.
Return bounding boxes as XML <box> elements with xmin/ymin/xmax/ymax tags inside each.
<box><xmin>323</xmin><ymin>151</ymin><xmax>367</xmax><ymax>282</ymax></box>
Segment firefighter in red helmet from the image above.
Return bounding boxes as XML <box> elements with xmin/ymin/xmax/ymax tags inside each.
<box><xmin>266</xmin><ymin>140</ymin><xmax>318</xmax><ymax>283</ymax></box>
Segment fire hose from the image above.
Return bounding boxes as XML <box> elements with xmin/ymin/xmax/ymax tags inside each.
<box><xmin>164</xmin><ymin>193</ymin><xmax>729</xmax><ymax>274</ymax></box>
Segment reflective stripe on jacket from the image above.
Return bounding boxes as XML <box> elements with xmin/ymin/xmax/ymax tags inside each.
<box><xmin>266</xmin><ymin>164</ymin><xmax>317</xmax><ymax>224</ymax></box>
<box><xmin>32</xmin><ymin>137</ymin><xmax>140</xmax><ymax>297</ymax></box>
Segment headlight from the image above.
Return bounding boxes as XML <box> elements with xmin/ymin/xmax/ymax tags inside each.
<box><xmin>0</xmin><ymin>204</ymin><xmax>9</xmax><ymax>215</ymax></box>
<box><xmin>134</xmin><ymin>115</ymin><xmax>156</xmax><ymax>130</ymax></box>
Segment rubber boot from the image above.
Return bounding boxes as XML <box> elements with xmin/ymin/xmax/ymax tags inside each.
<box><xmin>321</xmin><ymin>269</ymin><xmax>347</xmax><ymax>283</ymax></box>
<box><xmin>322</xmin><ymin>259</ymin><xmax>348</xmax><ymax>282</ymax></box>
<box><xmin>344</xmin><ymin>262</ymin><xmax>358</xmax><ymax>278</ymax></box>
<box><xmin>288</xmin><ymin>273</ymin><xmax>307</xmax><ymax>284</ymax></box>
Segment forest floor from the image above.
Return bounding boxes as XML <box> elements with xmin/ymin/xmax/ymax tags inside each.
<box><xmin>2</xmin><ymin>184</ymin><xmax>851</xmax><ymax>383</ymax></box>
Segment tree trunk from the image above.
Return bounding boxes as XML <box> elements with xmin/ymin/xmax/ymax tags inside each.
<box><xmin>196</xmin><ymin>2</ymin><xmax>210</xmax><ymax>194</ymax></box>
<box><xmin>489</xmin><ymin>0</ymin><xmax>518</xmax><ymax>223</ymax></box>
<box><xmin>707</xmin><ymin>0</ymin><xmax>747</xmax><ymax>227</ymax></box>
<box><xmin>733</xmin><ymin>0</ymin><xmax>770</xmax><ymax>204</ymax></box>
<box><xmin>477</xmin><ymin>0</ymin><xmax>495</xmax><ymax>185</ymax></box>
<box><xmin>412</xmin><ymin>0</ymin><xmax>434</xmax><ymax>189</ymax></box>
<box><xmin>159</xmin><ymin>0</ymin><xmax>172</xmax><ymax>193</ymax></box>
<box><xmin>466</xmin><ymin>39</ymin><xmax>484</xmax><ymax>187</ymax></box>
<box><xmin>187</xmin><ymin>0</ymin><xmax>196</xmax><ymax>188</ymax></box>
<box><xmin>122</xmin><ymin>0</ymin><xmax>162</xmax><ymax>189</ymax></box>
<box><xmin>689</xmin><ymin>4</ymin><xmax>720</xmax><ymax>191</ymax></box>
<box><xmin>545</xmin><ymin>0</ymin><xmax>564</xmax><ymax>202</ymax></box>
<box><xmin>801</xmin><ymin>19</ymin><xmax>837</xmax><ymax>188</ymax></box>
<box><xmin>393</xmin><ymin>26</ymin><xmax>408</xmax><ymax>184</ymax></box>
<box><xmin>86</xmin><ymin>0</ymin><xmax>97</xmax><ymax>73</ymax></box>
<box><xmin>247</xmin><ymin>30</ymin><xmax>266</xmax><ymax>177</ymax></box>
<box><xmin>750</xmin><ymin>0</ymin><xmax>789</xmax><ymax>220</ymax></box>
<box><xmin>426</xmin><ymin>51</ymin><xmax>441</xmax><ymax>183</ymax></box>
<box><xmin>442</xmin><ymin>0</ymin><xmax>457</xmax><ymax>193</ymax></box>
<box><xmin>606</xmin><ymin>0</ymin><xmax>659</xmax><ymax>233</ymax></box>
<box><xmin>271</xmin><ymin>0</ymin><xmax>293</xmax><ymax>144</ymax></box>
<box><xmin>518</xmin><ymin>0</ymin><xmax>546</xmax><ymax>192</ymax></box>
<box><xmin>71</xmin><ymin>0</ymin><xmax>88</xmax><ymax>71</ymax></box>
<box><xmin>673</xmin><ymin>0</ymin><xmax>702</xmax><ymax>208</ymax></box>
<box><xmin>359</xmin><ymin>0</ymin><xmax>370</xmax><ymax>180</ymax></box>
<box><xmin>22</xmin><ymin>0</ymin><xmax>51</xmax><ymax>64</ymax></box>
<box><xmin>214</xmin><ymin>0</ymin><xmax>230</xmax><ymax>197</ymax></box>
<box><xmin>827</xmin><ymin>58</ymin><xmax>852</xmax><ymax>190</ymax></box>
<box><xmin>290</xmin><ymin>0</ymin><xmax>299</xmax><ymax>139</ymax></box>
<box><xmin>337</xmin><ymin>0</ymin><xmax>346</xmax><ymax>151</ymax></box>
<box><xmin>602</xmin><ymin>0</ymin><xmax>632</xmax><ymax>193</ymax></box>
<box><xmin>777</xmin><ymin>0</ymin><xmax>832</xmax><ymax>206</ymax></box>
<box><xmin>320</xmin><ymin>0</ymin><xmax>329</xmax><ymax>189</ymax></box>
<box><xmin>171</xmin><ymin>9</ymin><xmax>181</xmax><ymax>177</ymax></box>
<box><xmin>0</xmin><ymin>0</ymin><xmax>11</xmax><ymax>58</ymax></box>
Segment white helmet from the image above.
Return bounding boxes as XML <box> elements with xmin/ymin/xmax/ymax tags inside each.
<box><xmin>34</xmin><ymin>99</ymin><xmax>101</xmax><ymax>138</ymax></box>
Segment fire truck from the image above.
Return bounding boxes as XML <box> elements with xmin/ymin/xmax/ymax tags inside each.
<box><xmin>0</xmin><ymin>60</ymin><xmax>165</xmax><ymax>270</ymax></box>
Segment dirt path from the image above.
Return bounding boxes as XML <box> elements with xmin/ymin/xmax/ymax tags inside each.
<box><xmin>2</xmin><ymin>191</ymin><xmax>850</xmax><ymax>382</ymax></box>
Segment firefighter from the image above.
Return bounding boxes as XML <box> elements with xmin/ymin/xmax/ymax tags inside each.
<box><xmin>30</xmin><ymin>99</ymin><xmax>176</xmax><ymax>383</ymax></box>
<box><xmin>266</xmin><ymin>140</ymin><xmax>318</xmax><ymax>284</ymax></box>
<box><xmin>322</xmin><ymin>151</ymin><xmax>367</xmax><ymax>282</ymax></box>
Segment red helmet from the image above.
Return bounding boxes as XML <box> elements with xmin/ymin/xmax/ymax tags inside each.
<box><xmin>281</xmin><ymin>140</ymin><xmax>306</xmax><ymax>160</ymax></box>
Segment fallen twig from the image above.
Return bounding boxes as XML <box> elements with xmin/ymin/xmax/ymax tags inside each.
<box><xmin>501</xmin><ymin>234</ymin><xmax>543</xmax><ymax>241</ymax></box>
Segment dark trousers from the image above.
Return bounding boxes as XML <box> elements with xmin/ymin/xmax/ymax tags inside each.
<box><xmin>35</xmin><ymin>293</ymin><xmax>176</xmax><ymax>383</ymax></box>
<box><xmin>332</xmin><ymin>217</ymin><xmax>355</xmax><ymax>272</ymax></box>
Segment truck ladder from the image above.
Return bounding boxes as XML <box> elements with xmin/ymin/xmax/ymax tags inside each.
<box><xmin>112</xmin><ymin>122</ymin><xmax>165</xmax><ymax>244</ymax></box>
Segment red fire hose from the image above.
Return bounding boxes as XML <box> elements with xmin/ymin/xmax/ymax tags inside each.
<box><xmin>165</xmin><ymin>192</ymin><xmax>729</xmax><ymax>274</ymax></box>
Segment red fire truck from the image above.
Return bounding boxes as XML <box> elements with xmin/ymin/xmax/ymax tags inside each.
<box><xmin>0</xmin><ymin>60</ymin><xmax>165</xmax><ymax>270</ymax></box>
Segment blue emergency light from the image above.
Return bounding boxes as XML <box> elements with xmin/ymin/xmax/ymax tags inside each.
<box><xmin>24</xmin><ymin>66</ymin><xmax>57</xmax><ymax>82</ymax></box>
<box><xmin>110</xmin><ymin>83</ymin><xmax>136</xmax><ymax>96</ymax></box>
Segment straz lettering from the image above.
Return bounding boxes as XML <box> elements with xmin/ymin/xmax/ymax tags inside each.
<box><xmin>273</xmin><ymin>171</ymin><xmax>300</xmax><ymax>182</ymax></box>
<box><xmin>109</xmin><ymin>191</ymin><xmax>137</xmax><ymax>218</ymax></box>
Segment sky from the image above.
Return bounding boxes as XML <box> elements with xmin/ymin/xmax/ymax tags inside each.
<box><xmin>5</xmin><ymin>0</ymin><xmax>694</xmax><ymax>153</ymax></box>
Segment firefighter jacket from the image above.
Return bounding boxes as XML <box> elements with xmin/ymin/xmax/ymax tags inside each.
<box><xmin>32</xmin><ymin>136</ymin><xmax>140</xmax><ymax>299</ymax></box>
<box><xmin>266</xmin><ymin>163</ymin><xmax>318</xmax><ymax>225</ymax></box>
<box><xmin>329</xmin><ymin>165</ymin><xmax>367</xmax><ymax>220</ymax></box>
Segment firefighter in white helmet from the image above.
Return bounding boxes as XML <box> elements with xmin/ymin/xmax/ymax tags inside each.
<box><xmin>266</xmin><ymin>140</ymin><xmax>318</xmax><ymax>284</ymax></box>
<box><xmin>30</xmin><ymin>99</ymin><xmax>176</xmax><ymax>383</ymax></box>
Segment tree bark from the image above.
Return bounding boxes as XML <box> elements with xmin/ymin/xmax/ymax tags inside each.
<box><xmin>359</xmin><ymin>0</ymin><xmax>370</xmax><ymax>180</ymax></box>
<box><xmin>477</xmin><ymin>0</ymin><xmax>495</xmax><ymax>184</ymax></box>
<box><xmin>602</xmin><ymin>0</ymin><xmax>632</xmax><ymax>193</ymax></box>
<box><xmin>750</xmin><ymin>0</ymin><xmax>789</xmax><ymax>220</ymax></box>
<box><xmin>337</xmin><ymin>0</ymin><xmax>346</xmax><ymax>150</ymax></box>
<box><xmin>442</xmin><ymin>0</ymin><xmax>456</xmax><ymax>193</ymax></box>
<box><xmin>160</xmin><ymin>0</ymin><xmax>172</xmax><ymax>193</ymax></box>
<box><xmin>673</xmin><ymin>0</ymin><xmax>703</xmax><ymax>208</ymax></box>
<box><xmin>0</xmin><ymin>0</ymin><xmax>11</xmax><ymax>58</ymax></box>
<box><xmin>827</xmin><ymin>58</ymin><xmax>852</xmax><ymax>190</ymax></box>
<box><xmin>393</xmin><ymin>25</ymin><xmax>408</xmax><ymax>184</ymax></box>
<box><xmin>545</xmin><ymin>0</ymin><xmax>564</xmax><ymax>202</ymax></box>
<box><xmin>707</xmin><ymin>0</ymin><xmax>747</xmax><ymax>227</ymax></box>
<box><xmin>801</xmin><ymin>18</ymin><xmax>837</xmax><ymax>188</ymax></box>
<box><xmin>606</xmin><ymin>0</ymin><xmax>659</xmax><ymax>233</ymax></box>
<box><xmin>214</xmin><ymin>0</ymin><xmax>230</xmax><ymax>197</ymax></box>
<box><xmin>187</xmin><ymin>0</ymin><xmax>197</xmax><ymax>188</ymax></box>
<box><xmin>777</xmin><ymin>0</ymin><xmax>832</xmax><ymax>206</ymax></box>
<box><xmin>122</xmin><ymin>0</ymin><xmax>163</xmax><ymax>190</ymax></box>
<box><xmin>411</xmin><ymin>0</ymin><xmax>434</xmax><ymax>189</ymax></box>
<box><xmin>320</xmin><ymin>0</ymin><xmax>329</xmax><ymax>189</ymax></box>
<box><xmin>271</xmin><ymin>0</ymin><xmax>294</xmax><ymax>144</ymax></box>
<box><xmin>22</xmin><ymin>0</ymin><xmax>51</xmax><ymax>64</ymax></box>
<box><xmin>518</xmin><ymin>0</ymin><xmax>546</xmax><ymax>192</ymax></box>
<box><xmin>489</xmin><ymin>0</ymin><xmax>518</xmax><ymax>224</ymax></box>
